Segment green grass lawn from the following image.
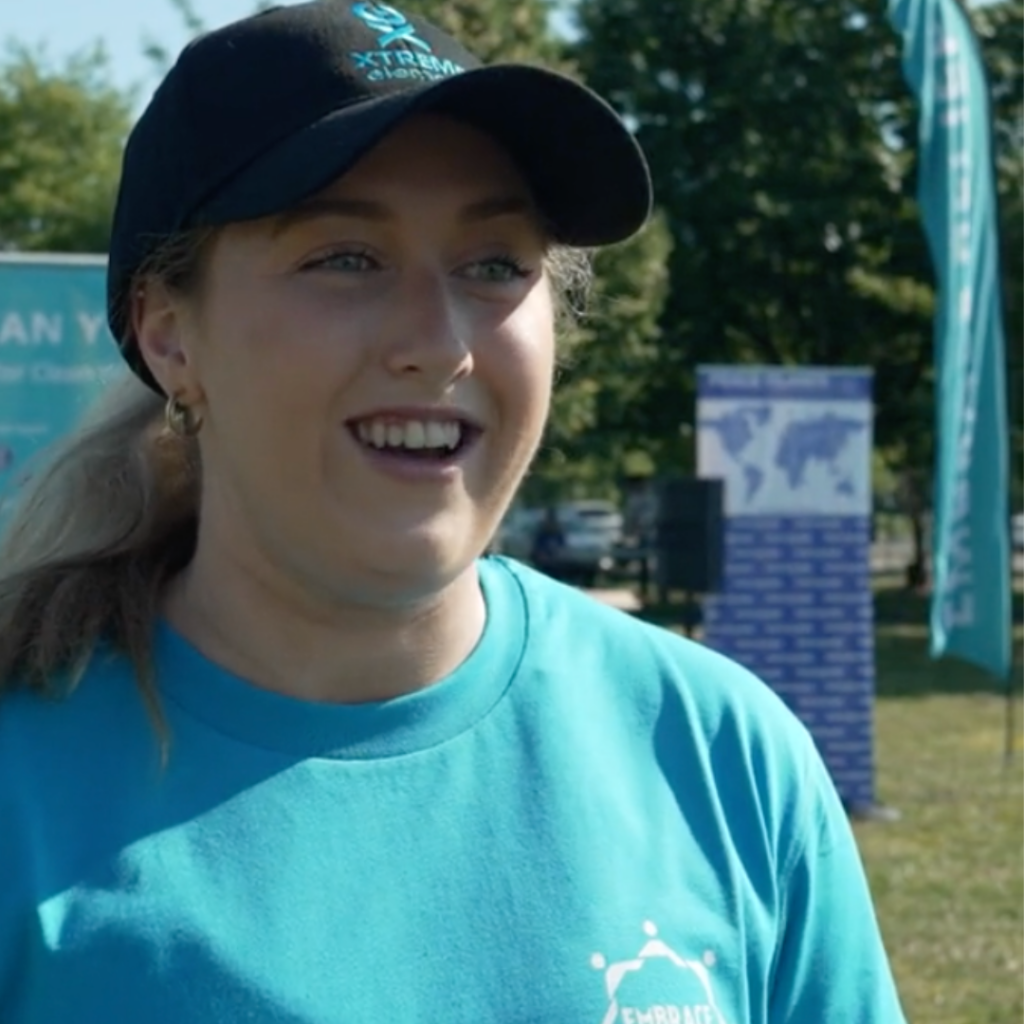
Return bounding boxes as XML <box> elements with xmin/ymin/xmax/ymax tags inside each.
<box><xmin>857</xmin><ymin>586</ymin><xmax>1023</xmax><ymax>1024</ymax></box>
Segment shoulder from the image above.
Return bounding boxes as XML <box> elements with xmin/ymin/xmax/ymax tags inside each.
<box><xmin>490</xmin><ymin>555</ymin><xmax>809</xmax><ymax>744</ymax></box>
<box><xmin>0</xmin><ymin>647</ymin><xmax>160</xmax><ymax>890</ymax></box>
<box><xmin>488</xmin><ymin>556</ymin><xmax>825</xmax><ymax>854</ymax></box>
<box><xmin>0</xmin><ymin>646</ymin><xmax>157</xmax><ymax>798</ymax></box>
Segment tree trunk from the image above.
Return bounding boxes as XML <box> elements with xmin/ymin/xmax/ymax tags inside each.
<box><xmin>901</xmin><ymin>471</ymin><xmax>931</xmax><ymax>593</ymax></box>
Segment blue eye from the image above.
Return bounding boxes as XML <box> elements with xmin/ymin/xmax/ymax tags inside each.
<box><xmin>463</xmin><ymin>256</ymin><xmax>532</xmax><ymax>283</ymax></box>
<box><xmin>305</xmin><ymin>249</ymin><xmax>378</xmax><ymax>272</ymax></box>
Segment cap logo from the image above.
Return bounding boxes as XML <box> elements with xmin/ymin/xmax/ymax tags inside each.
<box><xmin>351</xmin><ymin>3</ymin><xmax>430</xmax><ymax>52</ymax></box>
<box><xmin>348</xmin><ymin>1</ymin><xmax>465</xmax><ymax>83</ymax></box>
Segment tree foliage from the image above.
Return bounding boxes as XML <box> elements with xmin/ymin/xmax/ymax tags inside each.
<box><xmin>571</xmin><ymin>0</ymin><xmax>1022</xmax><ymax>508</ymax></box>
<box><xmin>531</xmin><ymin>213</ymin><xmax>674</xmax><ymax>499</ymax></box>
<box><xmin>976</xmin><ymin>0</ymin><xmax>1023</xmax><ymax>507</ymax></box>
<box><xmin>0</xmin><ymin>45</ymin><xmax>132</xmax><ymax>252</ymax></box>
<box><xmin>575</xmin><ymin>0</ymin><xmax>928</xmax><ymax>449</ymax></box>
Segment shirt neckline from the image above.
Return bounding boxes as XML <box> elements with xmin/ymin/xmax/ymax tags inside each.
<box><xmin>153</xmin><ymin>557</ymin><xmax>527</xmax><ymax>759</ymax></box>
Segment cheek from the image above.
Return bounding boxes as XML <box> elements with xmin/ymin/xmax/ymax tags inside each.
<box><xmin>482</xmin><ymin>293</ymin><xmax>557</xmax><ymax>424</ymax></box>
<box><xmin>192</xmin><ymin>299</ymin><xmax>363</xmax><ymax>502</ymax></box>
<box><xmin>517</xmin><ymin>310</ymin><xmax>557</xmax><ymax>426</ymax></box>
<box><xmin>199</xmin><ymin>285</ymin><xmax>367</xmax><ymax>413</ymax></box>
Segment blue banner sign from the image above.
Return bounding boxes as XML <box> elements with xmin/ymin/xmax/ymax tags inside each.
<box><xmin>698</xmin><ymin>366</ymin><xmax>876</xmax><ymax>810</ymax></box>
<box><xmin>0</xmin><ymin>254</ymin><xmax>123</xmax><ymax>505</ymax></box>
<box><xmin>887</xmin><ymin>0</ymin><xmax>1011</xmax><ymax>680</ymax></box>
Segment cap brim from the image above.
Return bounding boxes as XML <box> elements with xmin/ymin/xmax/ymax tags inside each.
<box><xmin>194</xmin><ymin>65</ymin><xmax>651</xmax><ymax>247</ymax></box>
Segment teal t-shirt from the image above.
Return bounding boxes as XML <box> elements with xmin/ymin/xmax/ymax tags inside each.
<box><xmin>0</xmin><ymin>557</ymin><xmax>906</xmax><ymax>1022</ymax></box>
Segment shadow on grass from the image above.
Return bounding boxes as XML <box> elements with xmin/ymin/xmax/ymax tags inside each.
<box><xmin>873</xmin><ymin>631</ymin><xmax>1023</xmax><ymax>698</ymax></box>
<box><xmin>873</xmin><ymin>584</ymin><xmax>1024</xmax><ymax>630</ymax></box>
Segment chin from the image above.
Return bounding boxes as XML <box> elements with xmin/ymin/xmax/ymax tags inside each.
<box><xmin>354</xmin><ymin>527</ymin><xmax>481</xmax><ymax>586</ymax></box>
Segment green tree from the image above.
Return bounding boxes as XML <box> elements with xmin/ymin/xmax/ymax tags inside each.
<box><xmin>528</xmin><ymin>213</ymin><xmax>674</xmax><ymax>501</ymax></box>
<box><xmin>574</xmin><ymin>0</ymin><xmax>933</xmax><ymax>437</ymax></box>
<box><xmin>0</xmin><ymin>45</ymin><xmax>132</xmax><ymax>252</ymax></box>
<box><xmin>572</xmin><ymin>0</ymin><xmax>1022</xmax><ymax>562</ymax></box>
<box><xmin>976</xmin><ymin>0</ymin><xmax>1023</xmax><ymax>511</ymax></box>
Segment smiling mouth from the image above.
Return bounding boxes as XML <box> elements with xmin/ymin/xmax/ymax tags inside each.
<box><xmin>347</xmin><ymin>416</ymin><xmax>480</xmax><ymax>461</ymax></box>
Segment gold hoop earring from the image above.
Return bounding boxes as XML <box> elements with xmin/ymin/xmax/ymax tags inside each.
<box><xmin>165</xmin><ymin>394</ymin><xmax>204</xmax><ymax>437</ymax></box>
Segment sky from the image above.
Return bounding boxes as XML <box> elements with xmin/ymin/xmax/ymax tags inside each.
<box><xmin>4</xmin><ymin>0</ymin><xmax>286</xmax><ymax>108</ymax></box>
<box><xmin>3</xmin><ymin>0</ymin><xmax>1002</xmax><ymax>111</ymax></box>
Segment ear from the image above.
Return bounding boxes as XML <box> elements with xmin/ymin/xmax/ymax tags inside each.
<box><xmin>132</xmin><ymin>279</ymin><xmax>204</xmax><ymax>402</ymax></box>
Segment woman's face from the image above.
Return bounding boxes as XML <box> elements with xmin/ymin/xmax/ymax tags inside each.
<box><xmin>142</xmin><ymin>114</ymin><xmax>556</xmax><ymax>605</ymax></box>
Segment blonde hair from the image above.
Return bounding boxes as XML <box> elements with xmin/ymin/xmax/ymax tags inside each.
<box><xmin>0</xmin><ymin>230</ymin><xmax>591</xmax><ymax>737</ymax></box>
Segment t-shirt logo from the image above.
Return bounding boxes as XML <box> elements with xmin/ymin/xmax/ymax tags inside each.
<box><xmin>351</xmin><ymin>3</ymin><xmax>431</xmax><ymax>52</ymax></box>
<box><xmin>591</xmin><ymin>922</ymin><xmax>731</xmax><ymax>1024</ymax></box>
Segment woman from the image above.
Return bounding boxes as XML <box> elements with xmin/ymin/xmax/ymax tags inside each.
<box><xmin>0</xmin><ymin>3</ymin><xmax>906</xmax><ymax>1021</ymax></box>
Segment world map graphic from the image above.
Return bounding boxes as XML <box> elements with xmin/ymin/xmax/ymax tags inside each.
<box><xmin>699</xmin><ymin>405</ymin><xmax>868</xmax><ymax>507</ymax></box>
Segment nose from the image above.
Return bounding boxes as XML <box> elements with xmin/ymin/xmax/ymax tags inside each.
<box><xmin>381</xmin><ymin>269</ymin><xmax>473</xmax><ymax>386</ymax></box>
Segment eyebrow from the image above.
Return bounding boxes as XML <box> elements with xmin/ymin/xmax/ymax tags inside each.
<box><xmin>269</xmin><ymin>194</ymin><xmax>536</xmax><ymax>236</ymax></box>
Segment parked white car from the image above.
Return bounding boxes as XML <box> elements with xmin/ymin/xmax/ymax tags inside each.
<box><xmin>493</xmin><ymin>507</ymin><xmax>544</xmax><ymax>560</ymax></box>
<box><xmin>553</xmin><ymin>500</ymin><xmax>624</xmax><ymax>584</ymax></box>
<box><xmin>494</xmin><ymin>501</ymin><xmax>624</xmax><ymax>585</ymax></box>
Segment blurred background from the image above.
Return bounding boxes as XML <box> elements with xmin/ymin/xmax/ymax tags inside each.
<box><xmin>0</xmin><ymin>0</ymin><xmax>1021</xmax><ymax>1020</ymax></box>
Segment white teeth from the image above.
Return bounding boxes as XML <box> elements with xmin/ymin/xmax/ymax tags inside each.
<box><xmin>355</xmin><ymin>418</ymin><xmax>466</xmax><ymax>452</ymax></box>
<box><xmin>404</xmin><ymin>421</ymin><xmax>426</xmax><ymax>449</ymax></box>
<box><xmin>425</xmin><ymin>421</ymin><xmax>448</xmax><ymax>449</ymax></box>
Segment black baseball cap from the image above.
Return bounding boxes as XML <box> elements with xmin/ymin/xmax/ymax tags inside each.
<box><xmin>107</xmin><ymin>0</ymin><xmax>652</xmax><ymax>389</ymax></box>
